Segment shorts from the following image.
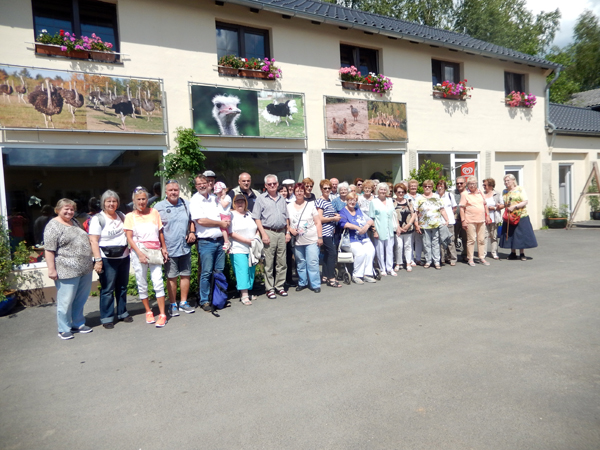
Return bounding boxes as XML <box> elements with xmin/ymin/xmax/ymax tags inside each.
<box><xmin>165</xmin><ymin>253</ymin><xmax>192</xmax><ymax>278</ymax></box>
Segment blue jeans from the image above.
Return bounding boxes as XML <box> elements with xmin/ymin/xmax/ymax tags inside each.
<box><xmin>294</xmin><ymin>243</ymin><xmax>321</xmax><ymax>289</ymax></box>
<box><xmin>230</xmin><ymin>253</ymin><xmax>255</xmax><ymax>291</ymax></box>
<box><xmin>55</xmin><ymin>272</ymin><xmax>93</xmax><ymax>333</ymax></box>
<box><xmin>198</xmin><ymin>238</ymin><xmax>225</xmax><ymax>305</ymax></box>
<box><xmin>99</xmin><ymin>256</ymin><xmax>130</xmax><ymax>323</ymax></box>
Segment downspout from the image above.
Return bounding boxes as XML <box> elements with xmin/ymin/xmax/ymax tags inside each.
<box><xmin>545</xmin><ymin>67</ymin><xmax>561</xmax><ymax>135</ymax></box>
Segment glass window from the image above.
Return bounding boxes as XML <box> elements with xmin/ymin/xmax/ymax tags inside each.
<box><xmin>505</xmin><ymin>72</ymin><xmax>525</xmax><ymax>95</ymax></box>
<box><xmin>215</xmin><ymin>22</ymin><xmax>269</xmax><ymax>60</ymax></box>
<box><xmin>2</xmin><ymin>148</ymin><xmax>162</xmax><ymax>251</ymax></box>
<box><xmin>340</xmin><ymin>44</ymin><xmax>378</xmax><ymax>75</ymax></box>
<box><xmin>325</xmin><ymin>153</ymin><xmax>403</xmax><ymax>185</ymax></box>
<box><xmin>432</xmin><ymin>59</ymin><xmax>460</xmax><ymax>85</ymax></box>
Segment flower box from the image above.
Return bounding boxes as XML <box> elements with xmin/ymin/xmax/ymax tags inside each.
<box><xmin>218</xmin><ymin>66</ymin><xmax>239</xmax><ymax>76</ymax></box>
<box><xmin>433</xmin><ymin>91</ymin><xmax>467</xmax><ymax>101</ymax></box>
<box><xmin>359</xmin><ymin>83</ymin><xmax>374</xmax><ymax>91</ymax></box>
<box><xmin>239</xmin><ymin>69</ymin><xmax>270</xmax><ymax>79</ymax></box>
<box><xmin>341</xmin><ymin>81</ymin><xmax>361</xmax><ymax>90</ymax></box>
<box><xmin>35</xmin><ymin>44</ymin><xmax>89</xmax><ymax>59</ymax></box>
<box><xmin>90</xmin><ymin>51</ymin><xmax>117</xmax><ymax>63</ymax></box>
<box><xmin>505</xmin><ymin>91</ymin><xmax>536</xmax><ymax>108</ymax></box>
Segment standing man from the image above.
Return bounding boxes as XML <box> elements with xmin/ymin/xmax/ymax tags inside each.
<box><xmin>155</xmin><ymin>180</ymin><xmax>196</xmax><ymax>316</ymax></box>
<box><xmin>190</xmin><ymin>174</ymin><xmax>231</xmax><ymax>312</ymax></box>
<box><xmin>228</xmin><ymin>172</ymin><xmax>260</xmax><ymax>212</ymax></box>
<box><xmin>329</xmin><ymin>178</ymin><xmax>340</xmax><ymax>200</ymax></box>
<box><xmin>454</xmin><ymin>176</ymin><xmax>468</xmax><ymax>261</ymax></box>
<box><xmin>252</xmin><ymin>174</ymin><xmax>290</xmax><ymax>299</ymax></box>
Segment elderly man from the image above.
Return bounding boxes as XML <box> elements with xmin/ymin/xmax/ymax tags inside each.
<box><xmin>252</xmin><ymin>174</ymin><xmax>290</xmax><ymax>299</ymax></box>
<box><xmin>155</xmin><ymin>180</ymin><xmax>196</xmax><ymax>316</ymax></box>
<box><xmin>454</xmin><ymin>176</ymin><xmax>468</xmax><ymax>260</ymax></box>
<box><xmin>203</xmin><ymin>170</ymin><xmax>216</xmax><ymax>192</ymax></box>
<box><xmin>228</xmin><ymin>172</ymin><xmax>260</xmax><ymax>212</ymax></box>
<box><xmin>190</xmin><ymin>174</ymin><xmax>231</xmax><ymax>312</ymax></box>
<box><xmin>329</xmin><ymin>178</ymin><xmax>340</xmax><ymax>200</ymax></box>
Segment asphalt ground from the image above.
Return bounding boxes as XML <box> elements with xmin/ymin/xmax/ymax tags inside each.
<box><xmin>1</xmin><ymin>228</ymin><xmax>599</xmax><ymax>450</ymax></box>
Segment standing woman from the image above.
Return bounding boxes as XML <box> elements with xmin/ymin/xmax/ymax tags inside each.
<box><xmin>44</xmin><ymin>199</ymin><xmax>94</xmax><ymax>340</ymax></box>
<box><xmin>302</xmin><ymin>177</ymin><xmax>317</xmax><ymax>202</ymax></box>
<box><xmin>332</xmin><ymin>182</ymin><xmax>350</xmax><ymax>212</ymax></box>
<box><xmin>415</xmin><ymin>180</ymin><xmax>449</xmax><ymax>269</ymax></box>
<box><xmin>405</xmin><ymin>179</ymin><xmax>423</xmax><ymax>265</ymax></box>
<box><xmin>369</xmin><ymin>182</ymin><xmax>397</xmax><ymax>276</ymax></box>
<box><xmin>315</xmin><ymin>179</ymin><xmax>342</xmax><ymax>288</ymax></box>
<box><xmin>124</xmin><ymin>187</ymin><xmax>169</xmax><ymax>327</ymax></box>
<box><xmin>459</xmin><ymin>176</ymin><xmax>489</xmax><ymax>266</ymax></box>
<box><xmin>436</xmin><ymin>180</ymin><xmax>458</xmax><ymax>266</ymax></box>
<box><xmin>89</xmin><ymin>190</ymin><xmax>132</xmax><ymax>329</ymax></box>
<box><xmin>499</xmin><ymin>174</ymin><xmax>537</xmax><ymax>260</ymax></box>
<box><xmin>358</xmin><ymin>180</ymin><xmax>375</xmax><ymax>215</ymax></box>
<box><xmin>482</xmin><ymin>178</ymin><xmax>504</xmax><ymax>260</ymax></box>
<box><xmin>229</xmin><ymin>194</ymin><xmax>259</xmax><ymax>305</ymax></box>
<box><xmin>354</xmin><ymin>178</ymin><xmax>364</xmax><ymax>194</ymax></box>
<box><xmin>393</xmin><ymin>183</ymin><xmax>416</xmax><ymax>272</ymax></box>
<box><xmin>287</xmin><ymin>183</ymin><xmax>323</xmax><ymax>293</ymax></box>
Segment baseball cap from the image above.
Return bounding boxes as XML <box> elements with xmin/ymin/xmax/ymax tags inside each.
<box><xmin>203</xmin><ymin>170</ymin><xmax>216</xmax><ymax>178</ymax></box>
<box><xmin>213</xmin><ymin>181</ymin><xmax>226</xmax><ymax>193</ymax></box>
<box><xmin>282</xmin><ymin>179</ymin><xmax>295</xmax><ymax>185</ymax></box>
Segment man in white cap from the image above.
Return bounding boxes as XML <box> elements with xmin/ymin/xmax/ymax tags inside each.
<box><xmin>203</xmin><ymin>170</ymin><xmax>216</xmax><ymax>193</ymax></box>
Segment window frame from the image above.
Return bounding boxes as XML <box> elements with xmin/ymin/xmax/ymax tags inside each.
<box><xmin>215</xmin><ymin>21</ymin><xmax>271</xmax><ymax>60</ymax></box>
<box><xmin>339</xmin><ymin>43</ymin><xmax>379</xmax><ymax>75</ymax></box>
<box><xmin>432</xmin><ymin>59</ymin><xmax>460</xmax><ymax>86</ymax></box>
<box><xmin>504</xmin><ymin>72</ymin><xmax>525</xmax><ymax>95</ymax></box>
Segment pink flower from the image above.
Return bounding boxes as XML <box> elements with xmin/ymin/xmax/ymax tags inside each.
<box><xmin>60</xmin><ymin>46</ymin><xmax>67</xmax><ymax>51</ymax></box>
<box><xmin>106</xmin><ymin>43</ymin><xmax>113</xmax><ymax>49</ymax></box>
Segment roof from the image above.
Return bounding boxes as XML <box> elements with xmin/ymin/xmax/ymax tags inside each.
<box><xmin>566</xmin><ymin>89</ymin><xmax>600</xmax><ymax>110</ymax></box>
<box><xmin>225</xmin><ymin>0</ymin><xmax>561</xmax><ymax>70</ymax></box>
<box><xmin>549</xmin><ymin>103</ymin><xmax>600</xmax><ymax>135</ymax></box>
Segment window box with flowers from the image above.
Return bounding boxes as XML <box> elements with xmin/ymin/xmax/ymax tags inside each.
<box><xmin>35</xmin><ymin>30</ymin><xmax>116</xmax><ymax>61</ymax></box>
<box><xmin>505</xmin><ymin>91</ymin><xmax>537</xmax><ymax>108</ymax></box>
<box><xmin>217</xmin><ymin>55</ymin><xmax>243</xmax><ymax>76</ymax></box>
<box><xmin>360</xmin><ymin>73</ymin><xmax>393</xmax><ymax>96</ymax></box>
<box><xmin>339</xmin><ymin>66</ymin><xmax>363</xmax><ymax>90</ymax></box>
<box><xmin>433</xmin><ymin>79</ymin><xmax>472</xmax><ymax>100</ymax></box>
<box><xmin>217</xmin><ymin>55</ymin><xmax>281</xmax><ymax>79</ymax></box>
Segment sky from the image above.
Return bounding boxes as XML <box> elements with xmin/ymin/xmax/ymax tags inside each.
<box><xmin>525</xmin><ymin>0</ymin><xmax>600</xmax><ymax>48</ymax></box>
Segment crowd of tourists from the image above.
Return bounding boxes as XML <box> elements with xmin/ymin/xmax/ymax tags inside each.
<box><xmin>43</xmin><ymin>170</ymin><xmax>537</xmax><ymax>340</ymax></box>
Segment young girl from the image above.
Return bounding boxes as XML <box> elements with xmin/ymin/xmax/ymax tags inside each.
<box><xmin>213</xmin><ymin>182</ymin><xmax>232</xmax><ymax>251</ymax></box>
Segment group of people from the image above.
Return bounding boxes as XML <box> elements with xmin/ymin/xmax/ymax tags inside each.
<box><xmin>43</xmin><ymin>170</ymin><xmax>537</xmax><ymax>340</ymax></box>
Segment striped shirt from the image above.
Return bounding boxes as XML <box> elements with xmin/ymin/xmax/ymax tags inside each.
<box><xmin>315</xmin><ymin>198</ymin><xmax>336</xmax><ymax>237</ymax></box>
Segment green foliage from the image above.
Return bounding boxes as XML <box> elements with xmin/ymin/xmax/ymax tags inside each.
<box><xmin>408</xmin><ymin>160</ymin><xmax>451</xmax><ymax>194</ymax></box>
<box><xmin>587</xmin><ymin>178</ymin><xmax>600</xmax><ymax>212</ymax></box>
<box><xmin>218</xmin><ymin>54</ymin><xmax>244</xmax><ymax>69</ymax></box>
<box><xmin>545</xmin><ymin>46</ymin><xmax>582</xmax><ymax>104</ymax></box>
<box><xmin>0</xmin><ymin>218</ymin><xmax>36</xmax><ymax>302</ymax></box>
<box><xmin>155</xmin><ymin>127</ymin><xmax>206</xmax><ymax>196</ymax></box>
<box><xmin>543</xmin><ymin>190</ymin><xmax>569</xmax><ymax>218</ymax></box>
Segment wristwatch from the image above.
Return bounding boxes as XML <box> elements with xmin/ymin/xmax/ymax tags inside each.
<box><xmin>93</xmin><ymin>257</ymin><xmax>102</xmax><ymax>262</ymax></box>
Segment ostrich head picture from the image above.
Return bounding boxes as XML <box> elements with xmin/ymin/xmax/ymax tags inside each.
<box><xmin>212</xmin><ymin>94</ymin><xmax>241</xmax><ymax>135</ymax></box>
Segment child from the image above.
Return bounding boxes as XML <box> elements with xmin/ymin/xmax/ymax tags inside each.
<box><xmin>213</xmin><ymin>181</ymin><xmax>232</xmax><ymax>251</ymax></box>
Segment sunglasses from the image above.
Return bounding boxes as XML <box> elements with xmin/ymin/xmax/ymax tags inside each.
<box><xmin>133</xmin><ymin>186</ymin><xmax>146</xmax><ymax>193</ymax></box>
<box><xmin>424</xmin><ymin>185</ymin><xmax>433</xmax><ymax>188</ymax></box>
<box><xmin>266</xmin><ymin>182</ymin><xmax>278</xmax><ymax>186</ymax></box>
<box><xmin>322</xmin><ymin>187</ymin><xmax>331</xmax><ymax>190</ymax></box>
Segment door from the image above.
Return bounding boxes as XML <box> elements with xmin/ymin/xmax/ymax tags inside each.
<box><xmin>559</xmin><ymin>164</ymin><xmax>572</xmax><ymax>212</ymax></box>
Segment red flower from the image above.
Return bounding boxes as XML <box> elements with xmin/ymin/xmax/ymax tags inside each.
<box><xmin>60</xmin><ymin>29</ymin><xmax>64</xmax><ymax>36</ymax></box>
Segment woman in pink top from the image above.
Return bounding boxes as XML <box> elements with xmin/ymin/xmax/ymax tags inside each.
<box><xmin>124</xmin><ymin>187</ymin><xmax>169</xmax><ymax>327</ymax></box>
<box><xmin>459</xmin><ymin>176</ymin><xmax>490</xmax><ymax>267</ymax></box>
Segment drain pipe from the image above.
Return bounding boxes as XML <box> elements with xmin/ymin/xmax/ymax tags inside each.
<box><xmin>545</xmin><ymin>67</ymin><xmax>561</xmax><ymax>134</ymax></box>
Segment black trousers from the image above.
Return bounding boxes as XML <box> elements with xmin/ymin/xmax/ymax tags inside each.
<box><xmin>321</xmin><ymin>236</ymin><xmax>336</xmax><ymax>279</ymax></box>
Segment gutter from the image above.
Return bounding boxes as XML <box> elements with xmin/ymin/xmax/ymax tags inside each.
<box><xmin>545</xmin><ymin>67</ymin><xmax>561</xmax><ymax>134</ymax></box>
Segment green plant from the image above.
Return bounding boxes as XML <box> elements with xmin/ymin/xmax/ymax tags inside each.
<box><xmin>218</xmin><ymin>54</ymin><xmax>244</xmax><ymax>69</ymax></box>
<box><xmin>408</xmin><ymin>160</ymin><xmax>451</xmax><ymax>194</ymax></box>
<box><xmin>543</xmin><ymin>202</ymin><xmax>569</xmax><ymax>219</ymax></box>
<box><xmin>0</xmin><ymin>218</ymin><xmax>35</xmax><ymax>303</ymax></box>
<box><xmin>155</xmin><ymin>127</ymin><xmax>206</xmax><ymax>195</ymax></box>
<box><xmin>36</xmin><ymin>29</ymin><xmax>114</xmax><ymax>53</ymax></box>
<box><xmin>587</xmin><ymin>179</ymin><xmax>600</xmax><ymax>212</ymax></box>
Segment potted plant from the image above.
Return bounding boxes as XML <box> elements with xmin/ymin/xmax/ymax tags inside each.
<box><xmin>360</xmin><ymin>73</ymin><xmax>393</xmax><ymax>96</ymax></box>
<box><xmin>543</xmin><ymin>203</ymin><xmax>569</xmax><ymax>228</ymax></box>
<box><xmin>587</xmin><ymin>179</ymin><xmax>600</xmax><ymax>220</ymax></box>
<box><xmin>87</xmin><ymin>33</ymin><xmax>116</xmax><ymax>62</ymax></box>
<box><xmin>339</xmin><ymin>66</ymin><xmax>363</xmax><ymax>90</ymax></box>
<box><xmin>505</xmin><ymin>91</ymin><xmax>537</xmax><ymax>108</ymax></box>
<box><xmin>433</xmin><ymin>79</ymin><xmax>472</xmax><ymax>100</ymax></box>
<box><xmin>217</xmin><ymin>54</ymin><xmax>243</xmax><ymax>76</ymax></box>
<box><xmin>239</xmin><ymin>57</ymin><xmax>282</xmax><ymax>79</ymax></box>
<box><xmin>0</xmin><ymin>218</ymin><xmax>33</xmax><ymax>317</ymax></box>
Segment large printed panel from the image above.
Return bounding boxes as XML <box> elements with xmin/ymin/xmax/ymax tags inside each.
<box><xmin>191</xmin><ymin>84</ymin><xmax>306</xmax><ymax>138</ymax></box>
<box><xmin>325</xmin><ymin>96</ymin><xmax>407</xmax><ymax>142</ymax></box>
<box><xmin>0</xmin><ymin>64</ymin><xmax>164</xmax><ymax>133</ymax></box>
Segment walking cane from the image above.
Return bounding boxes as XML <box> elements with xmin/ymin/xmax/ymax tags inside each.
<box><xmin>505</xmin><ymin>198</ymin><xmax>511</xmax><ymax>240</ymax></box>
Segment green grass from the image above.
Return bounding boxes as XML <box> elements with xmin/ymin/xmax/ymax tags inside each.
<box><xmin>257</xmin><ymin>96</ymin><xmax>306</xmax><ymax>138</ymax></box>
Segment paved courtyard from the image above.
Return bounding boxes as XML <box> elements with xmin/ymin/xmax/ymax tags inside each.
<box><xmin>1</xmin><ymin>228</ymin><xmax>599</xmax><ymax>450</ymax></box>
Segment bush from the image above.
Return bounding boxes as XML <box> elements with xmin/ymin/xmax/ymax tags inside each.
<box><xmin>408</xmin><ymin>160</ymin><xmax>451</xmax><ymax>194</ymax></box>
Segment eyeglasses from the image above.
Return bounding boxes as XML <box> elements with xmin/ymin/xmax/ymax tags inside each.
<box><xmin>357</xmin><ymin>183</ymin><xmax>363</xmax><ymax>186</ymax></box>
<box><xmin>424</xmin><ymin>185</ymin><xmax>433</xmax><ymax>188</ymax></box>
<box><xmin>396</xmin><ymin>191</ymin><xmax>405</xmax><ymax>194</ymax></box>
<box><xmin>456</xmin><ymin>182</ymin><xmax>465</xmax><ymax>185</ymax></box>
<box><xmin>305</xmin><ymin>185</ymin><xmax>313</xmax><ymax>188</ymax></box>
<box><xmin>266</xmin><ymin>182</ymin><xmax>278</xmax><ymax>187</ymax></box>
<box><xmin>322</xmin><ymin>187</ymin><xmax>331</xmax><ymax>190</ymax></box>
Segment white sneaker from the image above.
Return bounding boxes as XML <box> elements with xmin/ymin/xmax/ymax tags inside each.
<box><xmin>352</xmin><ymin>276</ymin><xmax>364</xmax><ymax>285</ymax></box>
<box><xmin>406</xmin><ymin>265</ymin><xmax>413</xmax><ymax>272</ymax></box>
<box><xmin>363</xmin><ymin>276</ymin><xmax>377</xmax><ymax>283</ymax></box>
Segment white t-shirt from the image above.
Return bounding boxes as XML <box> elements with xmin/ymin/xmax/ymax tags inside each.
<box><xmin>89</xmin><ymin>211</ymin><xmax>130</xmax><ymax>259</ymax></box>
<box><xmin>440</xmin><ymin>192</ymin><xmax>457</xmax><ymax>225</ymax></box>
<box><xmin>230</xmin><ymin>211</ymin><xmax>258</xmax><ymax>254</ymax></box>
<box><xmin>217</xmin><ymin>195</ymin><xmax>231</xmax><ymax>214</ymax></box>
<box><xmin>190</xmin><ymin>192</ymin><xmax>222</xmax><ymax>239</ymax></box>
<box><xmin>287</xmin><ymin>201</ymin><xmax>319</xmax><ymax>246</ymax></box>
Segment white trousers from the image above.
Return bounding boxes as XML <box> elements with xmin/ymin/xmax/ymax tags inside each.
<box><xmin>131</xmin><ymin>251</ymin><xmax>165</xmax><ymax>298</ymax></box>
<box><xmin>395</xmin><ymin>232</ymin><xmax>413</xmax><ymax>266</ymax></box>
<box><xmin>350</xmin><ymin>240</ymin><xmax>376</xmax><ymax>278</ymax></box>
<box><xmin>375</xmin><ymin>238</ymin><xmax>394</xmax><ymax>273</ymax></box>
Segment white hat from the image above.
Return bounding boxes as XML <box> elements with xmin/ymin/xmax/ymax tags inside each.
<box><xmin>282</xmin><ymin>179</ymin><xmax>295</xmax><ymax>185</ymax></box>
<box><xmin>213</xmin><ymin>181</ymin><xmax>226</xmax><ymax>194</ymax></box>
<box><xmin>203</xmin><ymin>170</ymin><xmax>216</xmax><ymax>178</ymax></box>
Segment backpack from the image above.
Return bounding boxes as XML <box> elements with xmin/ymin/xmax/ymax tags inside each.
<box><xmin>96</xmin><ymin>211</ymin><xmax>126</xmax><ymax>230</ymax></box>
<box><xmin>211</xmin><ymin>272</ymin><xmax>229</xmax><ymax>310</ymax></box>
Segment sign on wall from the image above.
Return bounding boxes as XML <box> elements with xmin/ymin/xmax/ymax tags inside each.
<box><xmin>324</xmin><ymin>96</ymin><xmax>408</xmax><ymax>142</ymax></box>
<box><xmin>0</xmin><ymin>64</ymin><xmax>164</xmax><ymax>134</ymax></box>
<box><xmin>190</xmin><ymin>84</ymin><xmax>306</xmax><ymax>139</ymax></box>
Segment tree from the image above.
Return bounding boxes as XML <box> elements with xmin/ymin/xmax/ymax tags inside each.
<box><xmin>408</xmin><ymin>160</ymin><xmax>450</xmax><ymax>194</ymax></box>
<box><xmin>545</xmin><ymin>46</ymin><xmax>581</xmax><ymax>104</ymax></box>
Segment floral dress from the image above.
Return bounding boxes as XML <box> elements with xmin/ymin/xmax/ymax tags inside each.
<box><xmin>502</xmin><ymin>186</ymin><xmax>528</xmax><ymax>218</ymax></box>
<box><xmin>416</xmin><ymin>194</ymin><xmax>444</xmax><ymax>229</ymax></box>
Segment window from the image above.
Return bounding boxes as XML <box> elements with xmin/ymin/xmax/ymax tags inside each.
<box><xmin>504</xmin><ymin>165</ymin><xmax>523</xmax><ymax>186</ymax></box>
<box><xmin>32</xmin><ymin>0</ymin><xmax>120</xmax><ymax>53</ymax></box>
<box><xmin>418</xmin><ymin>153</ymin><xmax>479</xmax><ymax>185</ymax></box>
<box><xmin>432</xmin><ymin>59</ymin><xmax>460</xmax><ymax>86</ymax></box>
<box><xmin>216</xmin><ymin>22</ymin><xmax>270</xmax><ymax>60</ymax></box>
<box><xmin>505</xmin><ymin>72</ymin><xmax>525</xmax><ymax>95</ymax></box>
<box><xmin>340</xmin><ymin>44</ymin><xmax>378</xmax><ymax>75</ymax></box>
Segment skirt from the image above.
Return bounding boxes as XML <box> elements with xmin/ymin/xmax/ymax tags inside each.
<box><xmin>499</xmin><ymin>215</ymin><xmax>538</xmax><ymax>249</ymax></box>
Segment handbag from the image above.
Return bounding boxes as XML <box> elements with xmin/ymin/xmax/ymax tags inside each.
<box><xmin>137</xmin><ymin>243</ymin><xmax>164</xmax><ymax>265</ymax></box>
<box><xmin>337</xmin><ymin>229</ymin><xmax>354</xmax><ymax>263</ymax></box>
<box><xmin>340</xmin><ymin>230</ymin><xmax>351</xmax><ymax>251</ymax></box>
<box><xmin>503</xmin><ymin>208</ymin><xmax>520</xmax><ymax>226</ymax></box>
<box><xmin>100</xmin><ymin>245</ymin><xmax>128</xmax><ymax>258</ymax></box>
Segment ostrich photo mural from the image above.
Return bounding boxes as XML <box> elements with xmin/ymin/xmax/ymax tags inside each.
<box><xmin>191</xmin><ymin>84</ymin><xmax>306</xmax><ymax>139</ymax></box>
<box><xmin>0</xmin><ymin>64</ymin><xmax>164</xmax><ymax>134</ymax></box>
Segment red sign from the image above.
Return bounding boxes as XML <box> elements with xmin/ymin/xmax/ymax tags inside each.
<box><xmin>460</xmin><ymin>161</ymin><xmax>476</xmax><ymax>177</ymax></box>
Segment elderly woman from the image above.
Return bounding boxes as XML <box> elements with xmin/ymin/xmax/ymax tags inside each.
<box><xmin>230</xmin><ymin>194</ymin><xmax>259</xmax><ymax>305</ymax></box>
<box><xmin>44</xmin><ymin>199</ymin><xmax>94</xmax><ymax>340</ymax></box>
<box><xmin>459</xmin><ymin>176</ymin><xmax>490</xmax><ymax>266</ymax></box>
<box><xmin>339</xmin><ymin>192</ymin><xmax>377</xmax><ymax>284</ymax></box>
<box><xmin>316</xmin><ymin>179</ymin><xmax>342</xmax><ymax>288</ymax></box>
<box><xmin>483</xmin><ymin>178</ymin><xmax>504</xmax><ymax>260</ymax></box>
<box><xmin>415</xmin><ymin>180</ymin><xmax>449</xmax><ymax>269</ymax></box>
<box><xmin>332</xmin><ymin>182</ymin><xmax>350</xmax><ymax>212</ymax></box>
<box><xmin>406</xmin><ymin>179</ymin><xmax>423</xmax><ymax>265</ymax></box>
<box><xmin>393</xmin><ymin>183</ymin><xmax>416</xmax><ymax>272</ymax></box>
<box><xmin>89</xmin><ymin>190</ymin><xmax>132</xmax><ymax>329</ymax></box>
<box><xmin>302</xmin><ymin>177</ymin><xmax>317</xmax><ymax>202</ymax></box>
<box><xmin>287</xmin><ymin>183</ymin><xmax>323</xmax><ymax>293</ymax></box>
<box><xmin>499</xmin><ymin>174</ymin><xmax>538</xmax><ymax>260</ymax></box>
<box><xmin>124</xmin><ymin>187</ymin><xmax>169</xmax><ymax>327</ymax></box>
<box><xmin>437</xmin><ymin>180</ymin><xmax>458</xmax><ymax>266</ymax></box>
<box><xmin>354</xmin><ymin>178</ymin><xmax>364</xmax><ymax>194</ymax></box>
<box><xmin>358</xmin><ymin>180</ymin><xmax>375</xmax><ymax>215</ymax></box>
<box><xmin>369</xmin><ymin>182</ymin><xmax>397</xmax><ymax>276</ymax></box>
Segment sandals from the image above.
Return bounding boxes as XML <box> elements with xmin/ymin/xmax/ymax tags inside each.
<box><xmin>277</xmin><ymin>289</ymin><xmax>288</xmax><ymax>297</ymax></box>
<box><xmin>240</xmin><ymin>296</ymin><xmax>252</xmax><ymax>305</ymax></box>
<box><xmin>480</xmin><ymin>259</ymin><xmax>490</xmax><ymax>266</ymax></box>
<box><xmin>434</xmin><ymin>264</ymin><xmax>441</xmax><ymax>270</ymax></box>
<box><xmin>423</xmin><ymin>263</ymin><xmax>431</xmax><ymax>269</ymax></box>
<box><xmin>467</xmin><ymin>260</ymin><xmax>476</xmax><ymax>267</ymax></box>
<box><xmin>327</xmin><ymin>279</ymin><xmax>343</xmax><ymax>288</ymax></box>
<box><xmin>394</xmin><ymin>265</ymin><xmax>401</xmax><ymax>272</ymax></box>
<box><xmin>266</xmin><ymin>289</ymin><xmax>277</xmax><ymax>299</ymax></box>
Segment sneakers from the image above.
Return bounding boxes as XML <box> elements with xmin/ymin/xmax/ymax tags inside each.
<box><xmin>155</xmin><ymin>314</ymin><xmax>167</xmax><ymax>328</ymax></box>
<box><xmin>58</xmin><ymin>331</ymin><xmax>74</xmax><ymax>340</ymax></box>
<box><xmin>145</xmin><ymin>311</ymin><xmax>156</xmax><ymax>324</ymax></box>
<box><xmin>352</xmin><ymin>276</ymin><xmax>364</xmax><ymax>285</ymax></box>
<box><xmin>179</xmin><ymin>302</ymin><xmax>195</xmax><ymax>314</ymax></box>
<box><xmin>71</xmin><ymin>325</ymin><xmax>92</xmax><ymax>333</ymax></box>
<box><xmin>363</xmin><ymin>276</ymin><xmax>377</xmax><ymax>283</ymax></box>
<box><xmin>169</xmin><ymin>303</ymin><xmax>180</xmax><ymax>317</ymax></box>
